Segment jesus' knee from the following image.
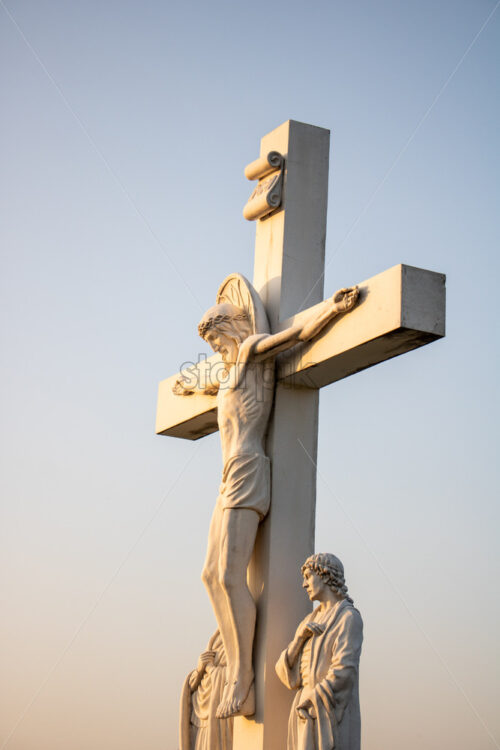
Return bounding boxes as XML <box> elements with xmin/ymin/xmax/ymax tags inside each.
<box><xmin>202</xmin><ymin>562</ymin><xmax>218</xmax><ymax>593</ymax></box>
<box><xmin>219</xmin><ymin>566</ymin><xmax>246</xmax><ymax>597</ymax></box>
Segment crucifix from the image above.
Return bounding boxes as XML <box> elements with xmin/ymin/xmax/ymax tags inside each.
<box><xmin>156</xmin><ymin>120</ymin><xmax>445</xmax><ymax>750</ymax></box>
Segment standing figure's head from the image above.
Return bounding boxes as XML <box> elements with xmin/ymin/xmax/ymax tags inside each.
<box><xmin>198</xmin><ymin>303</ymin><xmax>253</xmax><ymax>364</ymax></box>
<box><xmin>301</xmin><ymin>552</ymin><xmax>353</xmax><ymax>604</ymax></box>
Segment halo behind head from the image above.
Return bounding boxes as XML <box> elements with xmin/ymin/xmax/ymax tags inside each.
<box><xmin>216</xmin><ymin>273</ymin><xmax>270</xmax><ymax>335</ymax></box>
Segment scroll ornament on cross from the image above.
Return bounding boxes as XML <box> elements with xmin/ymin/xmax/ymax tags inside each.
<box><xmin>243</xmin><ymin>150</ymin><xmax>284</xmax><ymax>221</ymax></box>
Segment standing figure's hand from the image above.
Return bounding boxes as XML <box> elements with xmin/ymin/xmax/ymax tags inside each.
<box><xmin>196</xmin><ymin>650</ymin><xmax>216</xmax><ymax>674</ymax></box>
<box><xmin>286</xmin><ymin>620</ymin><xmax>325</xmax><ymax>669</ymax></box>
<box><xmin>298</xmin><ymin>621</ymin><xmax>325</xmax><ymax>641</ymax></box>
<box><xmin>296</xmin><ymin>694</ymin><xmax>317</xmax><ymax>721</ymax></box>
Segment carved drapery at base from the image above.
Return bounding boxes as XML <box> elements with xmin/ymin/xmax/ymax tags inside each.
<box><xmin>180</xmin><ymin>631</ymin><xmax>233</xmax><ymax>750</ymax></box>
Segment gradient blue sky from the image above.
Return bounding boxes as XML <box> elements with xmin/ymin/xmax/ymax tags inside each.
<box><xmin>1</xmin><ymin>1</ymin><xmax>499</xmax><ymax>748</ymax></box>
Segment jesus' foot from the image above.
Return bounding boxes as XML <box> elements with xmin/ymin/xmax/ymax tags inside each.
<box><xmin>332</xmin><ymin>286</ymin><xmax>359</xmax><ymax>313</ymax></box>
<box><xmin>216</xmin><ymin>678</ymin><xmax>255</xmax><ymax>719</ymax></box>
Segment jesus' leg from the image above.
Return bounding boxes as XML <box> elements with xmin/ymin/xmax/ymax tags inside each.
<box><xmin>215</xmin><ymin>507</ymin><xmax>260</xmax><ymax>719</ymax></box>
<box><xmin>201</xmin><ymin>501</ymin><xmax>237</xmax><ymax>695</ymax></box>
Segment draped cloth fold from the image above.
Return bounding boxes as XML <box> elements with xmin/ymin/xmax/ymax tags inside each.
<box><xmin>179</xmin><ymin>631</ymin><xmax>233</xmax><ymax>750</ymax></box>
<box><xmin>276</xmin><ymin>600</ymin><xmax>363</xmax><ymax>750</ymax></box>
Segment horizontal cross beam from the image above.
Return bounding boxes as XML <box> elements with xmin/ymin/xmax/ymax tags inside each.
<box><xmin>156</xmin><ymin>263</ymin><xmax>445</xmax><ymax>441</ymax></box>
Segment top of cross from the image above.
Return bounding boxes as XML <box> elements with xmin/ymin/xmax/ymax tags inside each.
<box><xmin>156</xmin><ymin>120</ymin><xmax>445</xmax><ymax>440</ymax></box>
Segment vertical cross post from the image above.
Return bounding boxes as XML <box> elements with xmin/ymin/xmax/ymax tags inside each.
<box><xmin>234</xmin><ymin>120</ymin><xmax>330</xmax><ymax>749</ymax></box>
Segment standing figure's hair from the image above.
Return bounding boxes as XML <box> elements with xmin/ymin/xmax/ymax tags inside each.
<box><xmin>302</xmin><ymin>552</ymin><xmax>353</xmax><ymax>604</ymax></box>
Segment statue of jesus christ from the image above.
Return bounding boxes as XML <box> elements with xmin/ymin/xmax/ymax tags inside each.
<box><xmin>174</xmin><ymin>275</ymin><xmax>358</xmax><ymax>719</ymax></box>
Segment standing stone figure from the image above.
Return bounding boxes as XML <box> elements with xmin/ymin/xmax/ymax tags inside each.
<box><xmin>275</xmin><ymin>553</ymin><xmax>363</xmax><ymax>750</ymax></box>
<box><xmin>179</xmin><ymin>631</ymin><xmax>233</xmax><ymax>750</ymax></box>
<box><xmin>174</xmin><ymin>275</ymin><xmax>358</xmax><ymax>718</ymax></box>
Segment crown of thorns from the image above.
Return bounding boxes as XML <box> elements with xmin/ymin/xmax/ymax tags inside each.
<box><xmin>198</xmin><ymin>312</ymin><xmax>249</xmax><ymax>338</ymax></box>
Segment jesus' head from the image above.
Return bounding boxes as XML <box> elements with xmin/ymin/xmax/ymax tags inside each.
<box><xmin>198</xmin><ymin>303</ymin><xmax>253</xmax><ymax>365</ymax></box>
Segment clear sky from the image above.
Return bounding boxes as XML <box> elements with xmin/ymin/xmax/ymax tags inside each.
<box><xmin>1</xmin><ymin>1</ymin><xmax>499</xmax><ymax>748</ymax></box>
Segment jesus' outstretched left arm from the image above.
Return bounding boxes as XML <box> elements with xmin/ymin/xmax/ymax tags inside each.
<box><xmin>252</xmin><ymin>285</ymin><xmax>359</xmax><ymax>362</ymax></box>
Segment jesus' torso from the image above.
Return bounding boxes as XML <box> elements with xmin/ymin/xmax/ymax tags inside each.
<box><xmin>216</xmin><ymin>337</ymin><xmax>275</xmax><ymax>466</ymax></box>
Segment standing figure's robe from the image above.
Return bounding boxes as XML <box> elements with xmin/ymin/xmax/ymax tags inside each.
<box><xmin>276</xmin><ymin>599</ymin><xmax>363</xmax><ymax>750</ymax></box>
<box><xmin>179</xmin><ymin>631</ymin><xmax>233</xmax><ymax>750</ymax></box>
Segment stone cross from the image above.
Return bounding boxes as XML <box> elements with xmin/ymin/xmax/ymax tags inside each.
<box><xmin>156</xmin><ymin>120</ymin><xmax>445</xmax><ymax>750</ymax></box>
